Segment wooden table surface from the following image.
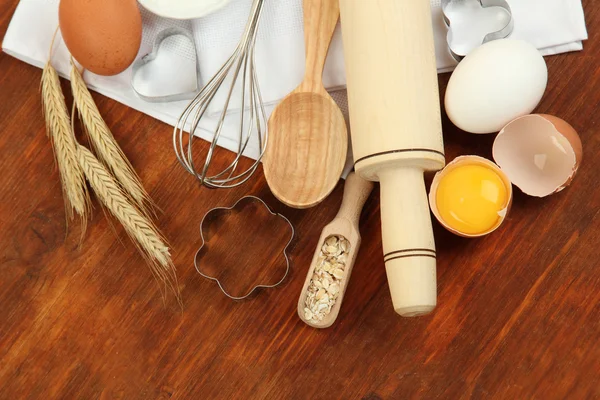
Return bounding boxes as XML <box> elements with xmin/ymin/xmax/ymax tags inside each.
<box><xmin>1</xmin><ymin>2</ymin><xmax>599</xmax><ymax>399</ymax></box>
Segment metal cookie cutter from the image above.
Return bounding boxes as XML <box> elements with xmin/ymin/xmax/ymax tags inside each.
<box><xmin>442</xmin><ymin>0</ymin><xmax>514</xmax><ymax>62</ymax></box>
<box><xmin>194</xmin><ymin>196</ymin><xmax>295</xmax><ymax>300</ymax></box>
<box><xmin>131</xmin><ymin>27</ymin><xmax>201</xmax><ymax>102</ymax></box>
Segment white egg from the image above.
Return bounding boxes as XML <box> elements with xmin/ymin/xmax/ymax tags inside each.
<box><xmin>445</xmin><ymin>39</ymin><xmax>548</xmax><ymax>134</ymax></box>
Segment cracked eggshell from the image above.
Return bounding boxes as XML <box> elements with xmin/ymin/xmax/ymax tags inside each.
<box><xmin>492</xmin><ymin>114</ymin><xmax>582</xmax><ymax>198</ymax></box>
<box><xmin>429</xmin><ymin>156</ymin><xmax>513</xmax><ymax>238</ymax></box>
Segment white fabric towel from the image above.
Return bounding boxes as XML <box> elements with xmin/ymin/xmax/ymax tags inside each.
<box><xmin>2</xmin><ymin>0</ymin><xmax>588</xmax><ymax>161</ymax></box>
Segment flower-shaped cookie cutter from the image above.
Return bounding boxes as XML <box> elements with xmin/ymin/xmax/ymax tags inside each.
<box><xmin>442</xmin><ymin>0</ymin><xmax>514</xmax><ymax>62</ymax></box>
<box><xmin>194</xmin><ymin>196</ymin><xmax>295</xmax><ymax>300</ymax></box>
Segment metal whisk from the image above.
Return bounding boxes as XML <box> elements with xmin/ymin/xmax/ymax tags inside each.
<box><xmin>173</xmin><ymin>0</ymin><xmax>267</xmax><ymax>188</ymax></box>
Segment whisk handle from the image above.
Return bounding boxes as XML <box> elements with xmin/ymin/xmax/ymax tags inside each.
<box><xmin>301</xmin><ymin>0</ymin><xmax>340</xmax><ymax>92</ymax></box>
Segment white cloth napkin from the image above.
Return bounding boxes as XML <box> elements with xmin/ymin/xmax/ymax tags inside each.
<box><xmin>3</xmin><ymin>0</ymin><xmax>588</xmax><ymax>162</ymax></box>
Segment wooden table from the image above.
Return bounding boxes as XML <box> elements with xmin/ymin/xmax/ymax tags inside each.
<box><xmin>1</xmin><ymin>2</ymin><xmax>599</xmax><ymax>399</ymax></box>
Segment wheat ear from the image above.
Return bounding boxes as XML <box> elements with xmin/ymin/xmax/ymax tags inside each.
<box><xmin>70</xmin><ymin>64</ymin><xmax>153</xmax><ymax>214</ymax></box>
<box><xmin>76</xmin><ymin>144</ymin><xmax>180</xmax><ymax>299</ymax></box>
<box><xmin>41</xmin><ymin>62</ymin><xmax>90</xmax><ymax>226</ymax></box>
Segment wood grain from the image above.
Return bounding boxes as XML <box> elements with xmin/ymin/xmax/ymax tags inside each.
<box><xmin>1</xmin><ymin>1</ymin><xmax>599</xmax><ymax>399</ymax></box>
<box><xmin>263</xmin><ymin>0</ymin><xmax>347</xmax><ymax>209</ymax></box>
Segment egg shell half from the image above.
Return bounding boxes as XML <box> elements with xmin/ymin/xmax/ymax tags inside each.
<box><xmin>445</xmin><ymin>39</ymin><xmax>548</xmax><ymax>134</ymax></box>
<box><xmin>429</xmin><ymin>155</ymin><xmax>513</xmax><ymax>238</ymax></box>
<box><xmin>492</xmin><ymin>114</ymin><xmax>582</xmax><ymax>197</ymax></box>
<box><xmin>59</xmin><ymin>0</ymin><xmax>142</xmax><ymax>76</ymax></box>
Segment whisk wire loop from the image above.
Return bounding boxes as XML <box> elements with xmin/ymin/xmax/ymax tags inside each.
<box><xmin>174</xmin><ymin>0</ymin><xmax>267</xmax><ymax>189</ymax></box>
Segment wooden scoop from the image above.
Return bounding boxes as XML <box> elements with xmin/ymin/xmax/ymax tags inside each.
<box><xmin>263</xmin><ymin>0</ymin><xmax>348</xmax><ymax>209</ymax></box>
<box><xmin>298</xmin><ymin>173</ymin><xmax>374</xmax><ymax>328</ymax></box>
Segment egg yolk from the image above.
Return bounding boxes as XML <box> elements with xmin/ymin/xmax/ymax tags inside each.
<box><xmin>435</xmin><ymin>164</ymin><xmax>508</xmax><ymax>235</ymax></box>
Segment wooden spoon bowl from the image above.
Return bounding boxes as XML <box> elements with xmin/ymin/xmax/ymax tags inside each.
<box><xmin>264</xmin><ymin>92</ymin><xmax>347</xmax><ymax>208</ymax></box>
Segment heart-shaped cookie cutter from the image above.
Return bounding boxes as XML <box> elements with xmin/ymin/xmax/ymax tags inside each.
<box><xmin>442</xmin><ymin>0</ymin><xmax>514</xmax><ymax>62</ymax></box>
<box><xmin>194</xmin><ymin>196</ymin><xmax>295</xmax><ymax>300</ymax></box>
<box><xmin>131</xmin><ymin>27</ymin><xmax>201</xmax><ymax>102</ymax></box>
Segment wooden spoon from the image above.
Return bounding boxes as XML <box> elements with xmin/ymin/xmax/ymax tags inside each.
<box><xmin>298</xmin><ymin>173</ymin><xmax>374</xmax><ymax>328</ymax></box>
<box><xmin>263</xmin><ymin>0</ymin><xmax>348</xmax><ymax>209</ymax></box>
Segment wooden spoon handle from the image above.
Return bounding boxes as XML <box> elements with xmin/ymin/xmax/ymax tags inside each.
<box><xmin>301</xmin><ymin>0</ymin><xmax>340</xmax><ymax>91</ymax></box>
<box><xmin>335</xmin><ymin>172</ymin><xmax>374</xmax><ymax>225</ymax></box>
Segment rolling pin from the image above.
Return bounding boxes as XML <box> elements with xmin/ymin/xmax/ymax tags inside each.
<box><xmin>339</xmin><ymin>0</ymin><xmax>445</xmax><ymax>317</ymax></box>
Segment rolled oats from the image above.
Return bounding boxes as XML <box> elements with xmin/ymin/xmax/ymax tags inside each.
<box><xmin>303</xmin><ymin>234</ymin><xmax>351</xmax><ymax>323</ymax></box>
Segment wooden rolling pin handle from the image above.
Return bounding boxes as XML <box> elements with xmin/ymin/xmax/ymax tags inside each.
<box><xmin>301</xmin><ymin>0</ymin><xmax>340</xmax><ymax>91</ymax></box>
<box><xmin>379</xmin><ymin>167</ymin><xmax>437</xmax><ymax>317</ymax></box>
<box><xmin>335</xmin><ymin>172</ymin><xmax>375</xmax><ymax>225</ymax></box>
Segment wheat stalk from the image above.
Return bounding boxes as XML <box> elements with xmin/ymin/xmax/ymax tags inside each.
<box><xmin>41</xmin><ymin>62</ymin><xmax>90</xmax><ymax>227</ymax></box>
<box><xmin>70</xmin><ymin>64</ymin><xmax>153</xmax><ymax>215</ymax></box>
<box><xmin>39</xmin><ymin>30</ymin><xmax>179</xmax><ymax>305</ymax></box>
<box><xmin>76</xmin><ymin>144</ymin><xmax>180</xmax><ymax>301</ymax></box>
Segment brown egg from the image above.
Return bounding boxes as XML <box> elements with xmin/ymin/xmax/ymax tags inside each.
<box><xmin>59</xmin><ymin>0</ymin><xmax>142</xmax><ymax>76</ymax></box>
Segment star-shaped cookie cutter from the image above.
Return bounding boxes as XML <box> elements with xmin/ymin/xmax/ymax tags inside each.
<box><xmin>442</xmin><ymin>0</ymin><xmax>514</xmax><ymax>62</ymax></box>
<box><xmin>194</xmin><ymin>196</ymin><xmax>295</xmax><ymax>300</ymax></box>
